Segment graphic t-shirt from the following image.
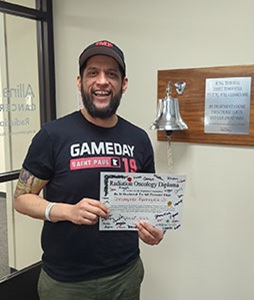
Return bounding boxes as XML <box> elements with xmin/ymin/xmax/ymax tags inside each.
<box><xmin>23</xmin><ymin>111</ymin><xmax>155</xmax><ymax>282</ymax></box>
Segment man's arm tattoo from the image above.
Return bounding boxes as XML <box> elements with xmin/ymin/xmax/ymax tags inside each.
<box><xmin>14</xmin><ymin>168</ymin><xmax>48</xmax><ymax>198</ymax></box>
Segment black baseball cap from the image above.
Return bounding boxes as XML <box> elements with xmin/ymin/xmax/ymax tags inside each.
<box><xmin>79</xmin><ymin>40</ymin><xmax>126</xmax><ymax>77</ymax></box>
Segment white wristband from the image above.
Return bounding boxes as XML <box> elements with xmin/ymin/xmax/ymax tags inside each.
<box><xmin>45</xmin><ymin>202</ymin><xmax>56</xmax><ymax>222</ymax></box>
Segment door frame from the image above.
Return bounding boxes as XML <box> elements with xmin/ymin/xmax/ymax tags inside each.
<box><xmin>0</xmin><ymin>0</ymin><xmax>56</xmax><ymax>182</ymax></box>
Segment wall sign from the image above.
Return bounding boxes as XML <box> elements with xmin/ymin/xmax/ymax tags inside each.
<box><xmin>205</xmin><ymin>77</ymin><xmax>251</xmax><ymax>135</ymax></box>
<box><xmin>157</xmin><ymin>65</ymin><xmax>254</xmax><ymax>146</ymax></box>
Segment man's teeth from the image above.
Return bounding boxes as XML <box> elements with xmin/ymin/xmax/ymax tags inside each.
<box><xmin>94</xmin><ymin>91</ymin><xmax>110</xmax><ymax>95</ymax></box>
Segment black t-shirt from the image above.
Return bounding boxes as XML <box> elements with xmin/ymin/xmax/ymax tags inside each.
<box><xmin>23</xmin><ymin>111</ymin><xmax>155</xmax><ymax>282</ymax></box>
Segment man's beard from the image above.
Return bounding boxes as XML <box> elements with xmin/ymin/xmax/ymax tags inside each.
<box><xmin>81</xmin><ymin>84</ymin><xmax>122</xmax><ymax>119</ymax></box>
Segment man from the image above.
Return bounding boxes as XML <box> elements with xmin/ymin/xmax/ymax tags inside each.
<box><xmin>14</xmin><ymin>40</ymin><xmax>164</xmax><ymax>300</ymax></box>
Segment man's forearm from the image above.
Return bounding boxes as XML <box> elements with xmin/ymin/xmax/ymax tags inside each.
<box><xmin>14</xmin><ymin>193</ymin><xmax>50</xmax><ymax>220</ymax></box>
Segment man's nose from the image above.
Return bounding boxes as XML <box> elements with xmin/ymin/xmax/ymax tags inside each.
<box><xmin>96</xmin><ymin>72</ymin><xmax>109</xmax><ymax>84</ymax></box>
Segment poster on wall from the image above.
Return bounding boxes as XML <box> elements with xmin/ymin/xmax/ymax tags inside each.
<box><xmin>204</xmin><ymin>77</ymin><xmax>251</xmax><ymax>134</ymax></box>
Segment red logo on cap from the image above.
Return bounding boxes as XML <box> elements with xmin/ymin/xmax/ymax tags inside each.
<box><xmin>95</xmin><ymin>41</ymin><xmax>113</xmax><ymax>48</ymax></box>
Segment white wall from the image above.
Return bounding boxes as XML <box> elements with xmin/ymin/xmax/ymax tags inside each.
<box><xmin>53</xmin><ymin>1</ymin><xmax>254</xmax><ymax>299</ymax></box>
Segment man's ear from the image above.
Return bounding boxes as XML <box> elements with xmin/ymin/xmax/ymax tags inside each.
<box><xmin>122</xmin><ymin>77</ymin><xmax>128</xmax><ymax>94</ymax></box>
<box><xmin>77</xmin><ymin>75</ymin><xmax>81</xmax><ymax>91</ymax></box>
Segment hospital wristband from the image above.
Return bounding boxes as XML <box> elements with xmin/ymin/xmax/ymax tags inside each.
<box><xmin>45</xmin><ymin>202</ymin><xmax>57</xmax><ymax>222</ymax></box>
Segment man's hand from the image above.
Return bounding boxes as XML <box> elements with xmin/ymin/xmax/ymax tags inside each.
<box><xmin>69</xmin><ymin>198</ymin><xmax>109</xmax><ymax>225</ymax></box>
<box><xmin>136</xmin><ymin>221</ymin><xmax>164</xmax><ymax>246</ymax></box>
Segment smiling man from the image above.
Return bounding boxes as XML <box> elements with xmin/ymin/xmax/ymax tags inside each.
<box><xmin>13</xmin><ymin>40</ymin><xmax>164</xmax><ymax>300</ymax></box>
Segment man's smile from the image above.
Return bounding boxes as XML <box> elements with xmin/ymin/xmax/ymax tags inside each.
<box><xmin>93</xmin><ymin>90</ymin><xmax>111</xmax><ymax>96</ymax></box>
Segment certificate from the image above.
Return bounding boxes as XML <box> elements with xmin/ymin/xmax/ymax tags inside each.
<box><xmin>99</xmin><ymin>172</ymin><xmax>186</xmax><ymax>231</ymax></box>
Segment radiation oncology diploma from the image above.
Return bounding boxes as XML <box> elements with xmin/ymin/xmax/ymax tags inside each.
<box><xmin>99</xmin><ymin>172</ymin><xmax>186</xmax><ymax>231</ymax></box>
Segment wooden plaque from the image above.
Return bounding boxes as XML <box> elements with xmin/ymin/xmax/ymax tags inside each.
<box><xmin>157</xmin><ymin>65</ymin><xmax>254</xmax><ymax>146</ymax></box>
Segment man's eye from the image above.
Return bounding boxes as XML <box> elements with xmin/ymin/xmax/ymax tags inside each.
<box><xmin>87</xmin><ymin>70</ymin><xmax>97</xmax><ymax>76</ymax></box>
<box><xmin>108</xmin><ymin>72</ymin><xmax>117</xmax><ymax>78</ymax></box>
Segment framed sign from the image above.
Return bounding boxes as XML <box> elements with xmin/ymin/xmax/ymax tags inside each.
<box><xmin>157</xmin><ymin>65</ymin><xmax>254</xmax><ymax>146</ymax></box>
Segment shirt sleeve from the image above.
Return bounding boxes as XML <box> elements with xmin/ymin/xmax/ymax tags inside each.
<box><xmin>22</xmin><ymin>127</ymin><xmax>54</xmax><ymax>180</ymax></box>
